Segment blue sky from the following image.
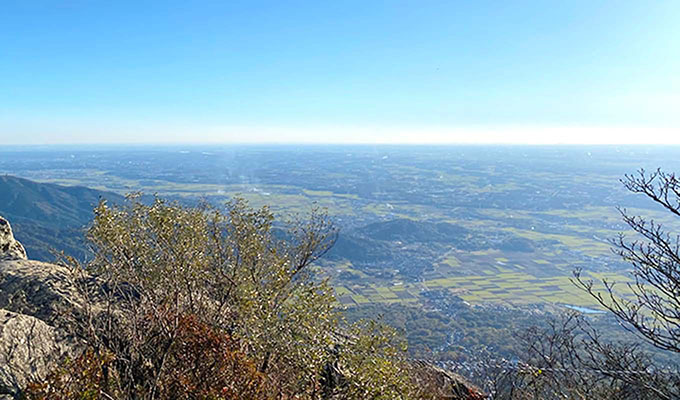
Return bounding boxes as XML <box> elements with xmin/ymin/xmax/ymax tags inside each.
<box><xmin>1</xmin><ymin>1</ymin><xmax>679</xmax><ymax>144</ymax></box>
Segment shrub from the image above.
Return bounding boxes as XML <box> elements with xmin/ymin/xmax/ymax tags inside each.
<box><xmin>28</xmin><ymin>196</ymin><xmax>431</xmax><ymax>399</ymax></box>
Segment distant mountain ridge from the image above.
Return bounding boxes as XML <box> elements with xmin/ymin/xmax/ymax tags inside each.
<box><xmin>0</xmin><ymin>175</ymin><xmax>124</xmax><ymax>261</ymax></box>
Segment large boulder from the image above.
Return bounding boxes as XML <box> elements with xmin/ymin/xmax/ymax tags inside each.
<box><xmin>0</xmin><ymin>217</ymin><xmax>26</xmax><ymax>262</ymax></box>
<box><xmin>0</xmin><ymin>259</ymin><xmax>85</xmax><ymax>324</ymax></box>
<box><xmin>0</xmin><ymin>309</ymin><xmax>65</xmax><ymax>400</ymax></box>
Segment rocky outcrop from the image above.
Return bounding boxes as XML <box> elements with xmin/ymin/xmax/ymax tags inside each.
<box><xmin>0</xmin><ymin>216</ymin><xmax>79</xmax><ymax>399</ymax></box>
<box><xmin>0</xmin><ymin>217</ymin><xmax>26</xmax><ymax>261</ymax></box>
<box><xmin>0</xmin><ymin>309</ymin><xmax>65</xmax><ymax>399</ymax></box>
<box><xmin>0</xmin><ymin>259</ymin><xmax>85</xmax><ymax>324</ymax></box>
<box><xmin>419</xmin><ymin>363</ymin><xmax>485</xmax><ymax>400</ymax></box>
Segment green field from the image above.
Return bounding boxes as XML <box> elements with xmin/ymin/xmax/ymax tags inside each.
<box><xmin>333</xmin><ymin>264</ymin><xmax>633</xmax><ymax>310</ymax></box>
<box><xmin>328</xmin><ymin>240</ymin><xmax>638</xmax><ymax>310</ymax></box>
<box><xmin>20</xmin><ymin>156</ymin><xmax>663</xmax><ymax>312</ymax></box>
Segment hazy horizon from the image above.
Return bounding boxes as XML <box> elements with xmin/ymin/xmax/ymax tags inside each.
<box><xmin>1</xmin><ymin>125</ymin><xmax>678</xmax><ymax>146</ymax></box>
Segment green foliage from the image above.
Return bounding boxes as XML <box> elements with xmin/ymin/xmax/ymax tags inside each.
<box><xmin>28</xmin><ymin>195</ymin><xmax>437</xmax><ymax>399</ymax></box>
<box><xmin>338</xmin><ymin>319</ymin><xmax>415</xmax><ymax>399</ymax></box>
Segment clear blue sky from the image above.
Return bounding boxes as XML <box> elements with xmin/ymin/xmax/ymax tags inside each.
<box><xmin>1</xmin><ymin>1</ymin><xmax>679</xmax><ymax>144</ymax></box>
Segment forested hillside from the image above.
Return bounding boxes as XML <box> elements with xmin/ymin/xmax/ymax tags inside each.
<box><xmin>0</xmin><ymin>175</ymin><xmax>123</xmax><ymax>261</ymax></box>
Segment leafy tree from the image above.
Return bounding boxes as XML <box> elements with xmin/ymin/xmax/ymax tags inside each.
<box><xmin>29</xmin><ymin>195</ymin><xmax>435</xmax><ymax>399</ymax></box>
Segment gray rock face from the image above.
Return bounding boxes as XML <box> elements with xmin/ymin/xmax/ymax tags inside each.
<box><xmin>0</xmin><ymin>309</ymin><xmax>65</xmax><ymax>400</ymax></box>
<box><xmin>0</xmin><ymin>259</ymin><xmax>86</xmax><ymax>324</ymax></box>
<box><xmin>0</xmin><ymin>217</ymin><xmax>27</xmax><ymax>261</ymax></box>
<box><xmin>0</xmin><ymin>216</ymin><xmax>84</xmax><ymax>399</ymax></box>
